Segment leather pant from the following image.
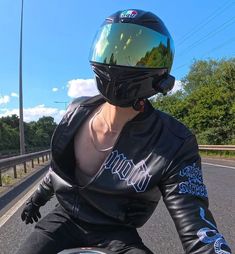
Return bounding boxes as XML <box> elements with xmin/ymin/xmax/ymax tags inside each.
<box><xmin>16</xmin><ymin>204</ymin><xmax>153</xmax><ymax>254</ymax></box>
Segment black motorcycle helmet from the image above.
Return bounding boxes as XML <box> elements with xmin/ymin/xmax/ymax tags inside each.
<box><xmin>89</xmin><ymin>9</ymin><xmax>175</xmax><ymax>109</ymax></box>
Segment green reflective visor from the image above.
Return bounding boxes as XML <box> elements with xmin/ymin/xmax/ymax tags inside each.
<box><xmin>90</xmin><ymin>23</ymin><xmax>174</xmax><ymax>70</ymax></box>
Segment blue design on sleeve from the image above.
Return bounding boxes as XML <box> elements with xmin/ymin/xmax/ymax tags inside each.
<box><xmin>197</xmin><ymin>207</ymin><xmax>231</xmax><ymax>254</ymax></box>
<box><xmin>199</xmin><ymin>207</ymin><xmax>217</xmax><ymax>229</ymax></box>
<box><xmin>178</xmin><ymin>163</ymin><xmax>208</xmax><ymax>197</ymax></box>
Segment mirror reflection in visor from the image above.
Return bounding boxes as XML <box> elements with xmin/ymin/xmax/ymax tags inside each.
<box><xmin>90</xmin><ymin>23</ymin><xmax>174</xmax><ymax>70</ymax></box>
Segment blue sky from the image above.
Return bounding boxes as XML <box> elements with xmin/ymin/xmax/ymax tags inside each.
<box><xmin>0</xmin><ymin>0</ymin><xmax>234</xmax><ymax>122</ymax></box>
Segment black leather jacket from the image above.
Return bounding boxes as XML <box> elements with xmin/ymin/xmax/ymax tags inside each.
<box><xmin>33</xmin><ymin>95</ymin><xmax>231</xmax><ymax>254</ymax></box>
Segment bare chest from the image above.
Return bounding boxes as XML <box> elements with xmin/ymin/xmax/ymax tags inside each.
<box><xmin>74</xmin><ymin>118</ymin><xmax>108</xmax><ymax>178</ymax></box>
<box><xmin>74</xmin><ymin>106</ymin><xmax>124</xmax><ymax>184</ymax></box>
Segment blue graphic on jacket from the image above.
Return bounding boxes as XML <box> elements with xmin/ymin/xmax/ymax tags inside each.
<box><xmin>178</xmin><ymin>163</ymin><xmax>208</xmax><ymax>197</ymax></box>
<box><xmin>199</xmin><ymin>207</ymin><xmax>217</xmax><ymax>229</ymax></box>
<box><xmin>104</xmin><ymin>150</ymin><xmax>152</xmax><ymax>192</ymax></box>
<box><xmin>197</xmin><ymin>207</ymin><xmax>231</xmax><ymax>254</ymax></box>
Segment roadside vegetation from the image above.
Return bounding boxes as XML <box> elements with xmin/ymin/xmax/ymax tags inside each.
<box><xmin>0</xmin><ymin>58</ymin><xmax>234</xmax><ymax>158</ymax></box>
<box><xmin>0</xmin><ymin>116</ymin><xmax>57</xmax><ymax>157</ymax></box>
<box><xmin>151</xmin><ymin>58</ymin><xmax>235</xmax><ymax>146</ymax></box>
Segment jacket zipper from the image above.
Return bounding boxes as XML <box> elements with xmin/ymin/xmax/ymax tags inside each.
<box><xmin>78</xmin><ymin>120</ymin><xmax>133</xmax><ymax>190</ymax></box>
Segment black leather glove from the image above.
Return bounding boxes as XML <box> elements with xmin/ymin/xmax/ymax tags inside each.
<box><xmin>21</xmin><ymin>197</ymin><xmax>41</xmax><ymax>224</ymax></box>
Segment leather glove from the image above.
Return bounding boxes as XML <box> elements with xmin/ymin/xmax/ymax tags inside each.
<box><xmin>21</xmin><ymin>197</ymin><xmax>41</xmax><ymax>224</ymax></box>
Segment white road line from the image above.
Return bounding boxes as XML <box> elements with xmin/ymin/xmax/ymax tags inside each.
<box><xmin>0</xmin><ymin>181</ymin><xmax>40</xmax><ymax>228</ymax></box>
<box><xmin>202</xmin><ymin>162</ymin><xmax>235</xmax><ymax>170</ymax></box>
<box><xmin>0</xmin><ymin>162</ymin><xmax>234</xmax><ymax>228</ymax></box>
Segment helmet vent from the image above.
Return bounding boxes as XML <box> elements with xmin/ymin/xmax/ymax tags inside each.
<box><xmin>105</xmin><ymin>18</ymin><xmax>113</xmax><ymax>23</ymax></box>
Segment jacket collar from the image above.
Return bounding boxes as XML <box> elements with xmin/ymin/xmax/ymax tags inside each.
<box><xmin>80</xmin><ymin>94</ymin><xmax>155</xmax><ymax>123</ymax></box>
<box><xmin>51</xmin><ymin>95</ymin><xmax>155</xmax><ymax>168</ymax></box>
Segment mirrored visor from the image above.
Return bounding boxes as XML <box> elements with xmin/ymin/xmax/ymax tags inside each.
<box><xmin>89</xmin><ymin>23</ymin><xmax>174</xmax><ymax>70</ymax></box>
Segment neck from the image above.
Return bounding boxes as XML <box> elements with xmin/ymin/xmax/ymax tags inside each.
<box><xmin>100</xmin><ymin>102</ymin><xmax>140</xmax><ymax>132</ymax></box>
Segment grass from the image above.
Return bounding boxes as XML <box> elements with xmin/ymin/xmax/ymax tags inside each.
<box><xmin>200</xmin><ymin>150</ymin><xmax>235</xmax><ymax>159</ymax></box>
<box><xmin>2</xmin><ymin>175</ymin><xmax>13</xmax><ymax>185</ymax></box>
<box><xmin>0</xmin><ymin>157</ymin><xmax>50</xmax><ymax>194</ymax></box>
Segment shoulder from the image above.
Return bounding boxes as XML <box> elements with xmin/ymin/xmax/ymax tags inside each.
<box><xmin>156</xmin><ymin>109</ymin><xmax>193</xmax><ymax>140</ymax></box>
<box><xmin>158</xmin><ymin>111</ymin><xmax>200</xmax><ymax>164</ymax></box>
<box><xmin>56</xmin><ymin>95</ymin><xmax>105</xmax><ymax>127</ymax></box>
<box><xmin>150</xmin><ymin>109</ymin><xmax>198</xmax><ymax>160</ymax></box>
<box><xmin>66</xmin><ymin>95</ymin><xmax>105</xmax><ymax>113</ymax></box>
<box><xmin>66</xmin><ymin>96</ymin><xmax>90</xmax><ymax>112</ymax></box>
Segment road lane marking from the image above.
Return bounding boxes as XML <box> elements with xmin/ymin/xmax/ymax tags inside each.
<box><xmin>0</xmin><ymin>162</ymin><xmax>233</xmax><ymax>228</ymax></box>
<box><xmin>0</xmin><ymin>181</ymin><xmax>40</xmax><ymax>228</ymax></box>
<box><xmin>202</xmin><ymin>162</ymin><xmax>235</xmax><ymax>170</ymax></box>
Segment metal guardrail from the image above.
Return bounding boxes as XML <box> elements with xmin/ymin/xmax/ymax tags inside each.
<box><xmin>0</xmin><ymin>150</ymin><xmax>51</xmax><ymax>186</ymax></box>
<box><xmin>199</xmin><ymin>145</ymin><xmax>235</xmax><ymax>151</ymax></box>
<box><xmin>0</xmin><ymin>146</ymin><xmax>234</xmax><ymax>187</ymax></box>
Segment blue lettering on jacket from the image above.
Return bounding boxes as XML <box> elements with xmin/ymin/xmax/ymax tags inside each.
<box><xmin>178</xmin><ymin>163</ymin><xmax>208</xmax><ymax>197</ymax></box>
<box><xmin>104</xmin><ymin>150</ymin><xmax>152</xmax><ymax>192</ymax></box>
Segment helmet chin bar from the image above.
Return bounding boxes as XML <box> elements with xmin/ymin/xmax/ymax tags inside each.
<box><xmin>97</xmin><ymin>94</ymin><xmax>145</xmax><ymax>112</ymax></box>
<box><xmin>91</xmin><ymin>62</ymin><xmax>175</xmax><ymax>108</ymax></box>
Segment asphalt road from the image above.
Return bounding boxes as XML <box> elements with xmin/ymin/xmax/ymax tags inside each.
<box><xmin>0</xmin><ymin>158</ymin><xmax>234</xmax><ymax>254</ymax></box>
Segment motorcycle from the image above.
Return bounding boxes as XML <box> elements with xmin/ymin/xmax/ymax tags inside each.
<box><xmin>58</xmin><ymin>247</ymin><xmax>114</xmax><ymax>254</ymax></box>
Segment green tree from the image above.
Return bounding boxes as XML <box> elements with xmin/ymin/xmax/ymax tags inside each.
<box><xmin>0</xmin><ymin>115</ymin><xmax>57</xmax><ymax>154</ymax></box>
<box><xmin>181</xmin><ymin>59</ymin><xmax>218</xmax><ymax>95</ymax></box>
<box><xmin>26</xmin><ymin>116</ymin><xmax>57</xmax><ymax>150</ymax></box>
<box><xmin>152</xmin><ymin>58</ymin><xmax>235</xmax><ymax>144</ymax></box>
<box><xmin>0</xmin><ymin>122</ymin><xmax>19</xmax><ymax>151</ymax></box>
<box><xmin>0</xmin><ymin>115</ymin><xmax>20</xmax><ymax>153</ymax></box>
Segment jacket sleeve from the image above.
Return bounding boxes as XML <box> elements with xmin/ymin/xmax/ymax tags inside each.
<box><xmin>159</xmin><ymin>135</ymin><xmax>232</xmax><ymax>254</ymax></box>
<box><xmin>31</xmin><ymin>166</ymin><xmax>54</xmax><ymax>206</ymax></box>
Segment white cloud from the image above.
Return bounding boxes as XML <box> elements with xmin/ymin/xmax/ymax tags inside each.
<box><xmin>52</xmin><ymin>87</ymin><xmax>59</xmax><ymax>92</ymax></box>
<box><xmin>0</xmin><ymin>105</ymin><xmax>65</xmax><ymax>123</ymax></box>
<box><xmin>171</xmin><ymin>80</ymin><xmax>183</xmax><ymax>93</ymax></box>
<box><xmin>66</xmin><ymin>78</ymin><xmax>183</xmax><ymax>98</ymax></box>
<box><xmin>11</xmin><ymin>92</ymin><xmax>19</xmax><ymax>98</ymax></box>
<box><xmin>0</xmin><ymin>95</ymin><xmax>10</xmax><ymax>105</ymax></box>
<box><xmin>67</xmin><ymin>78</ymin><xmax>99</xmax><ymax>98</ymax></box>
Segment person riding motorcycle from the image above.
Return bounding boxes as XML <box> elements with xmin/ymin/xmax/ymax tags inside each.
<box><xmin>17</xmin><ymin>9</ymin><xmax>231</xmax><ymax>254</ymax></box>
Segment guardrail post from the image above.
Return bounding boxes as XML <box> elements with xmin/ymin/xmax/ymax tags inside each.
<box><xmin>0</xmin><ymin>150</ymin><xmax>51</xmax><ymax>187</ymax></box>
<box><xmin>24</xmin><ymin>162</ymin><xmax>27</xmax><ymax>173</ymax></box>
<box><xmin>0</xmin><ymin>171</ymin><xmax>2</xmax><ymax>186</ymax></box>
<box><xmin>13</xmin><ymin>165</ymin><xmax>17</xmax><ymax>178</ymax></box>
